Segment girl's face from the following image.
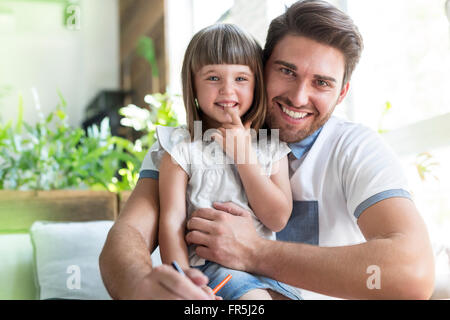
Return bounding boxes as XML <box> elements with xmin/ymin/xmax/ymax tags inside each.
<box><xmin>194</xmin><ymin>64</ymin><xmax>255</xmax><ymax>128</ymax></box>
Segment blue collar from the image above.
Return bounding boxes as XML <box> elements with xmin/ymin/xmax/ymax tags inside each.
<box><xmin>288</xmin><ymin>127</ymin><xmax>323</xmax><ymax>159</ymax></box>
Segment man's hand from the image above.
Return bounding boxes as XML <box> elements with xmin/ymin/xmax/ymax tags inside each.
<box><xmin>185</xmin><ymin>202</ymin><xmax>261</xmax><ymax>272</ymax></box>
<box><xmin>128</xmin><ymin>265</ymin><xmax>214</xmax><ymax>300</ymax></box>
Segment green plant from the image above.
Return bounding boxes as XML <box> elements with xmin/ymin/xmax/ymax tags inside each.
<box><xmin>376</xmin><ymin>101</ymin><xmax>441</xmax><ymax>183</ymax></box>
<box><xmin>119</xmin><ymin>92</ymin><xmax>180</xmax><ymax>150</ymax></box>
<box><xmin>378</xmin><ymin>101</ymin><xmax>392</xmax><ymax>134</ymax></box>
<box><xmin>414</xmin><ymin>152</ymin><xmax>439</xmax><ymax>182</ymax></box>
<box><xmin>0</xmin><ymin>93</ymin><xmax>143</xmax><ymax>192</ymax></box>
<box><xmin>137</xmin><ymin>36</ymin><xmax>160</xmax><ymax>91</ymax></box>
<box><xmin>137</xmin><ymin>36</ymin><xmax>159</xmax><ymax>78</ymax></box>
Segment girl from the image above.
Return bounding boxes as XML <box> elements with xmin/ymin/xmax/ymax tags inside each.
<box><xmin>155</xmin><ymin>23</ymin><xmax>301</xmax><ymax>300</ymax></box>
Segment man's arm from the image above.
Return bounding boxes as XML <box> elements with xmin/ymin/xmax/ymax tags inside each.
<box><xmin>99</xmin><ymin>178</ymin><xmax>158</xmax><ymax>299</ymax></box>
<box><xmin>186</xmin><ymin>198</ymin><xmax>435</xmax><ymax>299</ymax></box>
<box><xmin>99</xmin><ymin>178</ymin><xmax>212</xmax><ymax>300</ymax></box>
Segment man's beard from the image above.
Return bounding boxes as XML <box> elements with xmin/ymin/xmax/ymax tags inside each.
<box><xmin>266</xmin><ymin>101</ymin><xmax>335</xmax><ymax>143</ymax></box>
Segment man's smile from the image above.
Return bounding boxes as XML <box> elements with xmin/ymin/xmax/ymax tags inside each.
<box><xmin>275</xmin><ymin>101</ymin><xmax>314</xmax><ymax>124</ymax></box>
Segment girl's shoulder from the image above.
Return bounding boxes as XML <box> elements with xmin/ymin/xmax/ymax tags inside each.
<box><xmin>155</xmin><ymin>125</ymin><xmax>191</xmax><ymax>150</ymax></box>
<box><xmin>155</xmin><ymin>125</ymin><xmax>192</xmax><ymax>174</ymax></box>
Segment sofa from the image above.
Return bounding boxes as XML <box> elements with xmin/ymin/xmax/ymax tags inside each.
<box><xmin>0</xmin><ymin>190</ymin><xmax>149</xmax><ymax>300</ymax></box>
<box><xmin>0</xmin><ymin>190</ymin><xmax>448</xmax><ymax>300</ymax></box>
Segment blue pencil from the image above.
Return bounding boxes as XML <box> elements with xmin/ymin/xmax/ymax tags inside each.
<box><xmin>171</xmin><ymin>261</ymin><xmax>186</xmax><ymax>276</ymax></box>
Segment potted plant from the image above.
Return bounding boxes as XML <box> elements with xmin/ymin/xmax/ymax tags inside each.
<box><xmin>0</xmin><ymin>92</ymin><xmax>179</xmax><ymax>227</ymax></box>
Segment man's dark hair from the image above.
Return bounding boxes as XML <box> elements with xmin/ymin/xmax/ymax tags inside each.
<box><xmin>263</xmin><ymin>0</ymin><xmax>364</xmax><ymax>85</ymax></box>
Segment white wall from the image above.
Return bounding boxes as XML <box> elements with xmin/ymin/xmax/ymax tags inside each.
<box><xmin>0</xmin><ymin>0</ymin><xmax>119</xmax><ymax>127</ymax></box>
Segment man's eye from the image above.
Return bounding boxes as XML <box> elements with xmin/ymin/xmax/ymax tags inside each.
<box><xmin>280</xmin><ymin>68</ymin><xmax>294</xmax><ymax>76</ymax></box>
<box><xmin>316</xmin><ymin>80</ymin><xmax>329</xmax><ymax>87</ymax></box>
<box><xmin>207</xmin><ymin>76</ymin><xmax>219</xmax><ymax>81</ymax></box>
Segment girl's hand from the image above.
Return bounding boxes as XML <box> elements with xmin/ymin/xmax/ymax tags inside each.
<box><xmin>211</xmin><ymin>107</ymin><xmax>256</xmax><ymax>165</ymax></box>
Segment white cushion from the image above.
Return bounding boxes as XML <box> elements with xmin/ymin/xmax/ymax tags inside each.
<box><xmin>30</xmin><ymin>221</ymin><xmax>113</xmax><ymax>300</ymax></box>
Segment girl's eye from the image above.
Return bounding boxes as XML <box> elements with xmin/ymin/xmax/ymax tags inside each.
<box><xmin>207</xmin><ymin>76</ymin><xmax>219</xmax><ymax>81</ymax></box>
<box><xmin>236</xmin><ymin>77</ymin><xmax>247</xmax><ymax>81</ymax></box>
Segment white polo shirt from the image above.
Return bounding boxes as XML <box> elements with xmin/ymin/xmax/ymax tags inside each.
<box><xmin>139</xmin><ymin>116</ymin><xmax>411</xmax><ymax>299</ymax></box>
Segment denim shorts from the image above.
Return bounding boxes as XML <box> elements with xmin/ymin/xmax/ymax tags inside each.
<box><xmin>194</xmin><ymin>261</ymin><xmax>302</xmax><ymax>300</ymax></box>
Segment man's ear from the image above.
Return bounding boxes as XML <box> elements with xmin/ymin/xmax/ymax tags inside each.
<box><xmin>337</xmin><ymin>82</ymin><xmax>350</xmax><ymax>105</ymax></box>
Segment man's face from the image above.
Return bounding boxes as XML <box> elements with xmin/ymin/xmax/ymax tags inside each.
<box><xmin>265</xmin><ymin>35</ymin><xmax>349</xmax><ymax>143</ymax></box>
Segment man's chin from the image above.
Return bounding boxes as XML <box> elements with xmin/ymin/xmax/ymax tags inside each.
<box><xmin>279</xmin><ymin>128</ymin><xmax>312</xmax><ymax>143</ymax></box>
<box><xmin>269</xmin><ymin>115</ymin><xmax>330</xmax><ymax>143</ymax></box>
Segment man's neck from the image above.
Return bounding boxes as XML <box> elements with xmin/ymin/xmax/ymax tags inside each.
<box><xmin>288</xmin><ymin>126</ymin><xmax>324</xmax><ymax>159</ymax></box>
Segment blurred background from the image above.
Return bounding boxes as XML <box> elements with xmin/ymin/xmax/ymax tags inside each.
<box><xmin>0</xmin><ymin>0</ymin><xmax>449</xmax><ymax>278</ymax></box>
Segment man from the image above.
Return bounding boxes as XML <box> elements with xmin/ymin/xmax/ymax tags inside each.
<box><xmin>99</xmin><ymin>0</ymin><xmax>435</xmax><ymax>299</ymax></box>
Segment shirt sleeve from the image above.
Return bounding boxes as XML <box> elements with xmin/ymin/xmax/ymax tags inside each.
<box><xmin>139</xmin><ymin>140</ymin><xmax>162</xmax><ymax>180</ymax></box>
<box><xmin>139</xmin><ymin>126</ymin><xmax>191</xmax><ymax>180</ymax></box>
<box><xmin>338</xmin><ymin>125</ymin><xmax>412</xmax><ymax>219</ymax></box>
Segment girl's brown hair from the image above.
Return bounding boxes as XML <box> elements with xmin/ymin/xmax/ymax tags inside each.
<box><xmin>181</xmin><ymin>24</ymin><xmax>266</xmax><ymax>137</ymax></box>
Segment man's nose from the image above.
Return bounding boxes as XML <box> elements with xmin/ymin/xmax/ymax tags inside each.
<box><xmin>289</xmin><ymin>81</ymin><xmax>310</xmax><ymax>107</ymax></box>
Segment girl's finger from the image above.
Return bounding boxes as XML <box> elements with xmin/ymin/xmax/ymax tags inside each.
<box><xmin>221</xmin><ymin>123</ymin><xmax>235</xmax><ymax>130</ymax></box>
<box><xmin>224</xmin><ymin>107</ymin><xmax>243</xmax><ymax>126</ymax></box>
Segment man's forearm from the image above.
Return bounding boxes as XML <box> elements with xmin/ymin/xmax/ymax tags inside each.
<box><xmin>251</xmin><ymin>235</ymin><xmax>434</xmax><ymax>299</ymax></box>
<box><xmin>188</xmin><ymin>199</ymin><xmax>434</xmax><ymax>299</ymax></box>
<box><xmin>99</xmin><ymin>222</ymin><xmax>154</xmax><ymax>299</ymax></box>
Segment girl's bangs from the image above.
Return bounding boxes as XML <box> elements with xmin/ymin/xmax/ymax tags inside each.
<box><xmin>190</xmin><ymin>27</ymin><xmax>259</xmax><ymax>73</ymax></box>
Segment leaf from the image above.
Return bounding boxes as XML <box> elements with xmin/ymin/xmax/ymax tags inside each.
<box><xmin>1</xmin><ymin>91</ymin><xmax>179</xmax><ymax>192</ymax></box>
<box><xmin>137</xmin><ymin>36</ymin><xmax>159</xmax><ymax>77</ymax></box>
<box><xmin>56</xmin><ymin>109</ymin><xmax>66</xmax><ymax>120</ymax></box>
<box><xmin>57</xmin><ymin>89</ymin><xmax>67</xmax><ymax>108</ymax></box>
<box><xmin>384</xmin><ymin>101</ymin><xmax>392</xmax><ymax>113</ymax></box>
<box><xmin>46</xmin><ymin>112</ymin><xmax>54</xmax><ymax>124</ymax></box>
<box><xmin>15</xmin><ymin>94</ymin><xmax>24</xmax><ymax>134</ymax></box>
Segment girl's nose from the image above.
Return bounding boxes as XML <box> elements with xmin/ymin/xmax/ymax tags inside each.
<box><xmin>219</xmin><ymin>80</ymin><xmax>234</xmax><ymax>95</ymax></box>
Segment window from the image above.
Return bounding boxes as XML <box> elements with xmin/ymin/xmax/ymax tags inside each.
<box><xmin>344</xmin><ymin>0</ymin><xmax>450</xmax><ymax>250</ymax></box>
<box><xmin>347</xmin><ymin>0</ymin><xmax>450</xmax><ymax>131</ymax></box>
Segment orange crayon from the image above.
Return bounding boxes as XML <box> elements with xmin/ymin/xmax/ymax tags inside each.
<box><xmin>212</xmin><ymin>274</ymin><xmax>232</xmax><ymax>295</ymax></box>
